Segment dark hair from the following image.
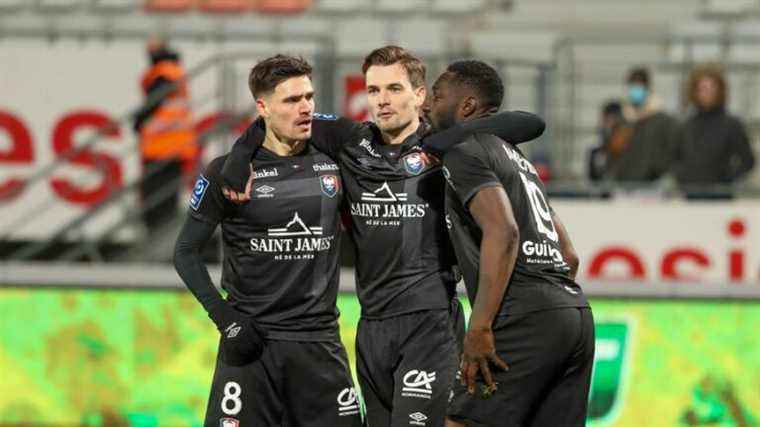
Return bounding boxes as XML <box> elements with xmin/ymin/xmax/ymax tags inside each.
<box><xmin>687</xmin><ymin>63</ymin><xmax>727</xmax><ymax>107</ymax></box>
<box><xmin>602</xmin><ymin>100</ymin><xmax>623</xmax><ymax>117</ymax></box>
<box><xmin>361</xmin><ymin>45</ymin><xmax>426</xmax><ymax>89</ymax></box>
<box><xmin>248</xmin><ymin>54</ymin><xmax>312</xmax><ymax>98</ymax></box>
<box><xmin>627</xmin><ymin>67</ymin><xmax>651</xmax><ymax>87</ymax></box>
<box><xmin>445</xmin><ymin>60</ymin><xmax>504</xmax><ymax>110</ymax></box>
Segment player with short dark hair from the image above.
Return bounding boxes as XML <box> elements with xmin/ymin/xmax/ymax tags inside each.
<box><xmin>173</xmin><ymin>55</ymin><xmax>361</xmax><ymax>427</ymax></box>
<box><xmin>220</xmin><ymin>47</ymin><xmax>547</xmax><ymax>426</ymax></box>
<box><xmin>424</xmin><ymin>60</ymin><xmax>594</xmax><ymax>427</ymax></box>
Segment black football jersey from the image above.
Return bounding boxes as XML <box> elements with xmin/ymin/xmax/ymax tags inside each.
<box><xmin>442</xmin><ymin>133</ymin><xmax>589</xmax><ymax>315</ymax></box>
<box><xmin>190</xmin><ymin>146</ymin><xmax>343</xmax><ymax>341</ymax></box>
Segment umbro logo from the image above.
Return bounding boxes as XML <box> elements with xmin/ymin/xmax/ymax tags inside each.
<box><xmin>255</xmin><ymin>185</ymin><xmax>275</xmax><ymax>199</ymax></box>
<box><xmin>409</xmin><ymin>412</ymin><xmax>428</xmax><ymax>425</ymax></box>
<box><xmin>224</xmin><ymin>322</ymin><xmax>242</xmax><ymax>339</ymax></box>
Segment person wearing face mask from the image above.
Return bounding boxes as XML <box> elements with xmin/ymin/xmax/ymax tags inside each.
<box><xmin>608</xmin><ymin>67</ymin><xmax>681</xmax><ymax>185</ymax></box>
<box><xmin>672</xmin><ymin>64</ymin><xmax>755</xmax><ymax>199</ymax></box>
<box><xmin>133</xmin><ymin>36</ymin><xmax>198</xmax><ymax>235</ymax></box>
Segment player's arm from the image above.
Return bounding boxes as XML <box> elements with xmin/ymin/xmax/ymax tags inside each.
<box><xmin>219</xmin><ymin>114</ymin><xmax>360</xmax><ymax>200</ymax></box>
<box><xmin>464</xmin><ymin>186</ymin><xmax>516</xmax><ymax>395</ymax></box>
<box><xmin>443</xmin><ymin>137</ymin><xmax>512</xmax><ymax>395</ymax></box>
<box><xmin>551</xmin><ymin>210</ymin><xmax>579</xmax><ymax>280</ymax></box>
<box><xmin>423</xmin><ymin>111</ymin><xmax>545</xmax><ymax>155</ymax></box>
<box><xmin>173</xmin><ymin>161</ymin><xmax>264</xmax><ymax>365</ymax></box>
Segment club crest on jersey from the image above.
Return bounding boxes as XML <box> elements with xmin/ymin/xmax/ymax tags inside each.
<box><xmin>320</xmin><ymin>175</ymin><xmax>340</xmax><ymax>198</ymax></box>
<box><xmin>219</xmin><ymin>418</ymin><xmax>239</xmax><ymax>427</ymax></box>
<box><xmin>190</xmin><ymin>175</ymin><xmax>209</xmax><ymax>211</ymax></box>
<box><xmin>404</xmin><ymin>153</ymin><xmax>426</xmax><ymax>175</ymax></box>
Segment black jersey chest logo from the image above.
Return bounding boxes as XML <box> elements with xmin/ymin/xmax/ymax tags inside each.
<box><xmin>360</xmin><ymin>182</ymin><xmax>408</xmax><ymax>202</ymax></box>
<box><xmin>268</xmin><ymin>212</ymin><xmax>323</xmax><ymax>237</ymax></box>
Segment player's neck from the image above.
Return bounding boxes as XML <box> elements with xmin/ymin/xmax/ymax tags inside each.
<box><xmin>263</xmin><ymin>127</ymin><xmax>307</xmax><ymax>156</ymax></box>
<box><xmin>381</xmin><ymin>117</ymin><xmax>420</xmax><ymax>145</ymax></box>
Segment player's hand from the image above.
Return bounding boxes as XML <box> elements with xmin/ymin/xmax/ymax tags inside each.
<box><xmin>460</xmin><ymin>327</ymin><xmax>508</xmax><ymax>397</ymax></box>
<box><xmin>221</xmin><ymin>165</ymin><xmax>255</xmax><ymax>204</ymax></box>
<box><xmin>208</xmin><ymin>302</ymin><xmax>265</xmax><ymax>366</ymax></box>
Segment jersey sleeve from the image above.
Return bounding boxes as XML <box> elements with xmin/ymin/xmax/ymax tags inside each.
<box><xmin>423</xmin><ymin>111</ymin><xmax>545</xmax><ymax>155</ymax></box>
<box><xmin>220</xmin><ymin>120</ymin><xmax>265</xmax><ymax>192</ymax></box>
<box><xmin>309</xmin><ymin>113</ymin><xmax>364</xmax><ymax>158</ymax></box>
<box><xmin>443</xmin><ymin>137</ymin><xmax>502</xmax><ymax>208</ymax></box>
<box><xmin>189</xmin><ymin>156</ymin><xmax>231</xmax><ymax>225</ymax></box>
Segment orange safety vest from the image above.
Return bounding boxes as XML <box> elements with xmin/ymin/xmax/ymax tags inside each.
<box><xmin>139</xmin><ymin>60</ymin><xmax>198</xmax><ymax>162</ymax></box>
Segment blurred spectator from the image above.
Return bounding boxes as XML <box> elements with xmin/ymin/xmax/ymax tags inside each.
<box><xmin>672</xmin><ymin>64</ymin><xmax>755</xmax><ymax>199</ymax></box>
<box><xmin>588</xmin><ymin>100</ymin><xmax>632</xmax><ymax>181</ymax></box>
<box><xmin>607</xmin><ymin>67</ymin><xmax>681</xmax><ymax>184</ymax></box>
<box><xmin>133</xmin><ymin>36</ymin><xmax>197</xmax><ymax>232</ymax></box>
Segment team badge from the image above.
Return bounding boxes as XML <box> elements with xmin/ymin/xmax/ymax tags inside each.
<box><xmin>403</xmin><ymin>153</ymin><xmax>426</xmax><ymax>175</ymax></box>
<box><xmin>219</xmin><ymin>418</ymin><xmax>239</xmax><ymax>427</ymax></box>
<box><xmin>190</xmin><ymin>175</ymin><xmax>210</xmax><ymax>211</ymax></box>
<box><xmin>320</xmin><ymin>175</ymin><xmax>340</xmax><ymax>198</ymax></box>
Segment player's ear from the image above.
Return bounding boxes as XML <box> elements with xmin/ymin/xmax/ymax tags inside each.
<box><xmin>255</xmin><ymin>97</ymin><xmax>269</xmax><ymax>119</ymax></box>
<box><xmin>460</xmin><ymin>96</ymin><xmax>478</xmax><ymax>119</ymax></box>
<box><xmin>413</xmin><ymin>85</ymin><xmax>427</xmax><ymax>109</ymax></box>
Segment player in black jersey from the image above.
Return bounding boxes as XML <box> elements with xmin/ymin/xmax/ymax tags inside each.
<box><xmin>424</xmin><ymin>60</ymin><xmax>594</xmax><ymax>427</ymax></box>
<box><xmin>219</xmin><ymin>47</ymin><xmax>546</xmax><ymax>427</ymax></box>
<box><xmin>173</xmin><ymin>55</ymin><xmax>361</xmax><ymax>427</ymax></box>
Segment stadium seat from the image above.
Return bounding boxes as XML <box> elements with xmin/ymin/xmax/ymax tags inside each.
<box><xmin>314</xmin><ymin>0</ymin><xmax>368</xmax><ymax>13</ymax></box>
<box><xmin>0</xmin><ymin>0</ymin><xmax>26</xmax><ymax>13</ymax></box>
<box><xmin>252</xmin><ymin>0</ymin><xmax>311</xmax><ymax>14</ymax></box>
<box><xmin>35</xmin><ymin>0</ymin><xmax>84</xmax><ymax>13</ymax></box>
<box><xmin>198</xmin><ymin>0</ymin><xmax>253</xmax><ymax>13</ymax></box>
<box><xmin>91</xmin><ymin>0</ymin><xmax>139</xmax><ymax>13</ymax></box>
<box><xmin>144</xmin><ymin>0</ymin><xmax>193</xmax><ymax>12</ymax></box>
<box><xmin>375</xmin><ymin>0</ymin><xmax>425</xmax><ymax>13</ymax></box>
<box><xmin>431</xmin><ymin>0</ymin><xmax>486</xmax><ymax>13</ymax></box>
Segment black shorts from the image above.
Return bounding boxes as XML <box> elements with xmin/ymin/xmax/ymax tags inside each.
<box><xmin>204</xmin><ymin>338</ymin><xmax>362</xmax><ymax>427</ymax></box>
<box><xmin>448</xmin><ymin>307</ymin><xmax>595</xmax><ymax>427</ymax></box>
<box><xmin>357</xmin><ymin>299</ymin><xmax>464</xmax><ymax>427</ymax></box>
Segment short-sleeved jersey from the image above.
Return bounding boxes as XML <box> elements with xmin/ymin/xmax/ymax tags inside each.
<box><xmin>190</xmin><ymin>146</ymin><xmax>343</xmax><ymax>341</ymax></box>
<box><xmin>442</xmin><ymin>133</ymin><xmax>589</xmax><ymax>316</ymax></box>
<box><xmin>308</xmin><ymin>117</ymin><xmax>458</xmax><ymax>318</ymax></box>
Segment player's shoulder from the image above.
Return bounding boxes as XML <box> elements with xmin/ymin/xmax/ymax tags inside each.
<box><xmin>445</xmin><ymin>133</ymin><xmax>498</xmax><ymax>162</ymax></box>
<box><xmin>203</xmin><ymin>155</ymin><xmax>229</xmax><ymax>179</ymax></box>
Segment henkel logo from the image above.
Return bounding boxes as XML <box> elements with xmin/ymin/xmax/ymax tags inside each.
<box><xmin>268</xmin><ymin>212</ymin><xmax>322</xmax><ymax>237</ymax></box>
<box><xmin>252</xmin><ymin>167</ymin><xmax>279</xmax><ymax>179</ymax></box>
<box><xmin>219</xmin><ymin>418</ymin><xmax>239</xmax><ymax>427</ymax></box>
<box><xmin>337</xmin><ymin>387</ymin><xmax>360</xmax><ymax>417</ymax></box>
<box><xmin>401</xmin><ymin>370</ymin><xmax>436</xmax><ymax>400</ymax></box>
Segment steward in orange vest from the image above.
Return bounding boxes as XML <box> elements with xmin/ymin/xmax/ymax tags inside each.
<box><xmin>134</xmin><ymin>47</ymin><xmax>197</xmax><ymax>163</ymax></box>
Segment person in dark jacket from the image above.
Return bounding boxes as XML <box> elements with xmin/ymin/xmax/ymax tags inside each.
<box><xmin>672</xmin><ymin>64</ymin><xmax>755</xmax><ymax>199</ymax></box>
<box><xmin>608</xmin><ymin>67</ymin><xmax>681</xmax><ymax>185</ymax></box>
